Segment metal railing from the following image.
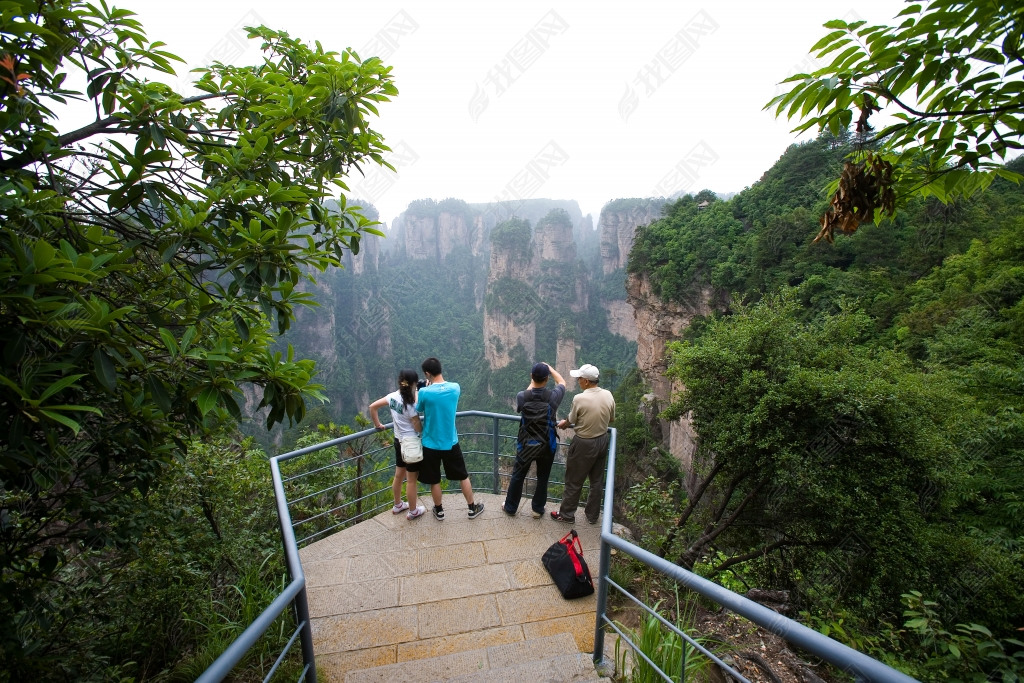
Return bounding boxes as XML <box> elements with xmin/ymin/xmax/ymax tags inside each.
<box><xmin>200</xmin><ymin>409</ymin><xmax>917</xmax><ymax>682</ymax></box>
<box><xmin>197</xmin><ymin>410</ymin><xmax>555</xmax><ymax>681</ymax></box>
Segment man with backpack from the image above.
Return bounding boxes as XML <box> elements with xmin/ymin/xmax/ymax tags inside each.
<box><xmin>503</xmin><ymin>362</ymin><xmax>566</xmax><ymax>518</ymax></box>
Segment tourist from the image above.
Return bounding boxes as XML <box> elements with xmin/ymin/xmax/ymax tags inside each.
<box><xmin>553</xmin><ymin>364</ymin><xmax>615</xmax><ymax>525</ymax></box>
<box><xmin>503</xmin><ymin>362</ymin><xmax>566</xmax><ymax>518</ymax></box>
<box><xmin>416</xmin><ymin>357</ymin><xmax>485</xmax><ymax>520</ymax></box>
<box><xmin>368</xmin><ymin>368</ymin><xmax>425</xmax><ymax>520</ymax></box>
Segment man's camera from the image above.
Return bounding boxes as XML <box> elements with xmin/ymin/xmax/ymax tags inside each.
<box><xmin>416</xmin><ymin>379</ymin><xmax>427</xmax><ymax>389</ymax></box>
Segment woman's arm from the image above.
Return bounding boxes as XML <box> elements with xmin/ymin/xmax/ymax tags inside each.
<box><xmin>368</xmin><ymin>396</ymin><xmax>388</xmax><ymax>430</ymax></box>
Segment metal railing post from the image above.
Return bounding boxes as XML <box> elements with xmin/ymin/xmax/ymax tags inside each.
<box><xmin>492</xmin><ymin>416</ymin><xmax>501</xmax><ymax>494</ymax></box>
<box><xmin>593</xmin><ymin>427</ymin><xmax>616</xmax><ymax>670</ymax></box>
<box><xmin>681</xmin><ymin>631</ymin><xmax>688</xmax><ymax>682</ymax></box>
<box><xmin>272</xmin><ymin>458</ymin><xmax>318</xmax><ymax>683</ymax></box>
<box><xmin>294</xmin><ymin>590</ymin><xmax>317</xmax><ymax>682</ymax></box>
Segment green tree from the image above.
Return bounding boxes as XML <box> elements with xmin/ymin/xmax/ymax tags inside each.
<box><xmin>768</xmin><ymin>1</ymin><xmax>1023</xmax><ymax>241</ymax></box>
<box><xmin>655</xmin><ymin>292</ymin><xmax>1020</xmax><ymax>626</ymax></box>
<box><xmin>0</xmin><ymin>0</ymin><xmax>396</xmax><ymax>670</ymax></box>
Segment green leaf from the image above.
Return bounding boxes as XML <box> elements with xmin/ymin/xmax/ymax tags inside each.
<box><xmin>38</xmin><ymin>374</ymin><xmax>87</xmax><ymax>403</ymax></box>
<box><xmin>39</xmin><ymin>410</ymin><xmax>82</xmax><ymax>434</ymax></box>
<box><xmin>810</xmin><ymin>29</ymin><xmax>848</xmax><ymax>53</ymax></box>
<box><xmin>32</xmin><ymin>240</ymin><xmax>56</xmax><ymax>269</ymax></box>
<box><xmin>93</xmin><ymin>348</ymin><xmax>118</xmax><ymax>392</ymax></box>
<box><xmin>973</xmin><ymin>47</ymin><xmax>1005</xmax><ymax>65</ymax></box>
<box><xmin>158</xmin><ymin>328</ymin><xmax>179</xmax><ymax>355</ymax></box>
<box><xmin>197</xmin><ymin>386</ymin><xmax>219</xmax><ymax>416</ymax></box>
<box><xmin>147</xmin><ymin>376</ymin><xmax>172</xmax><ymax>413</ymax></box>
<box><xmin>233</xmin><ymin>313</ymin><xmax>250</xmax><ymax>342</ymax></box>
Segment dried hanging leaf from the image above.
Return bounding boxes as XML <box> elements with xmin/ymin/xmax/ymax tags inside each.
<box><xmin>815</xmin><ymin>153</ymin><xmax>895</xmax><ymax>243</ymax></box>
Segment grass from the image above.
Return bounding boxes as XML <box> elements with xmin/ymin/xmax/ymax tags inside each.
<box><xmin>164</xmin><ymin>554</ymin><xmax>305</xmax><ymax>682</ymax></box>
<box><xmin>612</xmin><ymin>584</ymin><xmax>718</xmax><ymax>683</ymax></box>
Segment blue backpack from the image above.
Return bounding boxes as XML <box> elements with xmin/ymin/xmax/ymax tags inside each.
<box><xmin>517</xmin><ymin>388</ymin><xmax>556</xmax><ymax>457</ymax></box>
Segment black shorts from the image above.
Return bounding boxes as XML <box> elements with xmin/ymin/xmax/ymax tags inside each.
<box><xmin>416</xmin><ymin>443</ymin><xmax>469</xmax><ymax>485</ymax></box>
<box><xmin>394</xmin><ymin>439</ymin><xmax>409</xmax><ymax>469</ymax></box>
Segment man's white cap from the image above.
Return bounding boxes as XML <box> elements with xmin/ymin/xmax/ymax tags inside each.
<box><xmin>569</xmin><ymin>364</ymin><xmax>599</xmax><ymax>381</ymax></box>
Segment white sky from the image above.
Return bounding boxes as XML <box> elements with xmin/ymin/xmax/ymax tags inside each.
<box><xmin>114</xmin><ymin>0</ymin><xmax>908</xmax><ymax>227</ymax></box>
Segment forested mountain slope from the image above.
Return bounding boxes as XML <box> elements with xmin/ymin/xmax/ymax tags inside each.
<box><xmin>621</xmin><ymin>135</ymin><xmax>1024</xmax><ymax>675</ymax></box>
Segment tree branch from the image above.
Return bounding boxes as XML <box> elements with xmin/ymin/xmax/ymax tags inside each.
<box><xmin>679</xmin><ymin>480</ymin><xmax>763</xmax><ymax>568</ymax></box>
<box><xmin>867</xmin><ymin>83</ymin><xmax>1022</xmax><ymax>119</ymax></box>
<box><xmin>0</xmin><ymin>92</ymin><xmax>225</xmax><ymax>173</ymax></box>
<box><xmin>658</xmin><ymin>459</ymin><xmax>724</xmax><ymax>557</ymax></box>
<box><xmin>712</xmin><ymin>537</ymin><xmax>797</xmax><ymax>574</ymax></box>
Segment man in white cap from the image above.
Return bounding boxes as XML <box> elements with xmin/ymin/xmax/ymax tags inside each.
<box><xmin>553</xmin><ymin>364</ymin><xmax>615</xmax><ymax>525</ymax></box>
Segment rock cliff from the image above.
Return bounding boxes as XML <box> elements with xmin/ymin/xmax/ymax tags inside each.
<box><xmin>626</xmin><ymin>271</ymin><xmax>718</xmax><ymax>491</ymax></box>
<box><xmin>254</xmin><ymin>196</ymin><xmax>641</xmax><ymax>449</ymax></box>
<box><xmin>389</xmin><ymin>199</ymin><xmax>482</xmax><ymax>261</ymax></box>
<box><xmin>599</xmin><ymin>198</ymin><xmax>667</xmax><ymax>274</ymax></box>
<box><xmin>602</xmin><ymin>299</ymin><xmax>637</xmax><ymax>342</ymax></box>
<box><xmin>483</xmin><ymin>210</ymin><xmax>582</xmax><ymax>371</ymax></box>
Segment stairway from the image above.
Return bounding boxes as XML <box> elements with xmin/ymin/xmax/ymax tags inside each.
<box><xmin>343</xmin><ymin>632</ymin><xmax>606</xmax><ymax>682</ymax></box>
<box><xmin>298</xmin><ymin>492</ymin><xmax>613</xmax><ymax>682</ymax></box>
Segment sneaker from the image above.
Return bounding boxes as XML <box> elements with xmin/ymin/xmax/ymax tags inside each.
<box><xmin>392</xmin><ymin>501</ymin><xmax>409</xmax><ymax>514</ymax></box>
<box><xmin>432</xmin><ymin>505</ymin><xmax>445</xmax><ymax>521</ymax></box>
<box><xmin>531</xmin><ymin>509</ymin><xmax>544</xmax><ymax>519</ymax></box>
<box><xmin>587</xmin><ymin>516</ymin><xmax>599</xmax><ymax>525</ymax></box>
<box><xmin>407</xmin><ymin>504</ymin><xmax>425</xmax><ymax>520</ymax></box>
<box><xmin>550</xmin><ymin>511</ymin><xmax>575</xmax><ymax>524</ymax></box>
<box><xmin>503</xmin><ymin>507</ymin><xmax>517</xmax><ymax>517</ymax></box>
<box><xmin>468</xmin><ymin>502</ymin><xmax>485</xmax><ymax>519</ymax></box>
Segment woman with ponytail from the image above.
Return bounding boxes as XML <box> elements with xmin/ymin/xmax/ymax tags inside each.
<box><xmin>369</xmin><ymin>369</ymin><xmax>426</xmax><ymax>519</ymax></box>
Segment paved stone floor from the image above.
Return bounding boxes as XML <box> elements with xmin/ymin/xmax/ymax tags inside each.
<box><xmin>298</xmin><ymin>491</ymin><xmax>608</xmax><ymax>681</ymax></box>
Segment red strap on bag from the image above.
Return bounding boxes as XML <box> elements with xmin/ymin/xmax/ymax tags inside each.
<box><xmin>560</xmin><ymin>530</ymin><xmax>585</xmax><ymax>579</ymax></box>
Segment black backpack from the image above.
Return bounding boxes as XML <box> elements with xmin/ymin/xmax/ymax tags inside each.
<box><xmin>517</xmin><ymin>388</ymin><xmax>556</xmax><ymax>457</ymax></box>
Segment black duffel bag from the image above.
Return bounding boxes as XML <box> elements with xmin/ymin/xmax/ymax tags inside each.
<box><xmin>541</xmin><ymin>529</ymin><xmax>594</xmax><ymax>599</ymax></box>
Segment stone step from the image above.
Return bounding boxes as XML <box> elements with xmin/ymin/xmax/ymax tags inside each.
<box><xmin>342</xmin><ymin>632</ymin><xmax>606</xmax><ymax>683</ymax></box>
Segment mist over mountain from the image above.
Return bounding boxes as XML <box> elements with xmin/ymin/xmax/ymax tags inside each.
<box><xmin>250</xmin><ymin>195</ymin><xmax>660</xmax><ymax>448</ymax></box>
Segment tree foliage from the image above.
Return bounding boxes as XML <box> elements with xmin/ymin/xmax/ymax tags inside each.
<box><xmin>767</xmin><ymin>0</ymin><xmax>1024</xmax><ymax>240</ymax></box>
<box><xmin>620</xmin><ymin>127</ymin><xmax>1024</xmax><ymax>668</ymax></box>
<box><xmin>0</xmin><ymin>0</ymin><xmax>395</xmax><ymax>670</ymax></box>
<box><xmin>489</xmin><ymin>216</ymin><xmax>532</xmax><ymax>252</ymax></box>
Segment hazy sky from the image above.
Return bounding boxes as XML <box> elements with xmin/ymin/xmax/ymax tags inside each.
<box><xmin>115</xmin><ymin>0</ymin><xmax>908</xmax><ymax>226</ymax></box>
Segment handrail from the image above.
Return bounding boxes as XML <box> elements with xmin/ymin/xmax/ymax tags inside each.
<box><xmin>592</xmin><ymin>428</ymin><xmax>919</xmax><ymax>682</ymax></box>
<box><xmin>199</xmin><ymin>409</ymin><xmax>917</xmax><ymax>682</ymax></box>
<box><xmin>196</xmin><ymin>412</ymin><xmax>525</xmax><ymax>681</ymax></box>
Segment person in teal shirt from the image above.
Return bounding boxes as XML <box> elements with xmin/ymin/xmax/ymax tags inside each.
<box><xmin>415</xmin><ymin>357</ymin><xmax>484</xmax><ymax>521</ymax></box>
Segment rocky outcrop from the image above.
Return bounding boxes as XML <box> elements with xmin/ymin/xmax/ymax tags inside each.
<box><xmin>484</xmin><ymin>311</ymin><xmax>536</xmax><ymax>369</ymax></box>
<box><xmin>393</xmin><ymin>200</ymin><xmax>482</xmax><ymax>261</ymax></box>
<box><xmin>555</xmin><ymin>334</ymin><xmax>577</xmax><ymax>382</ymax></box>
<box><xmin>626</xmin><ymin>271</ymin><xmax>717</xmax><ymax>490</ymax></box>
<box><xmin>599</xmin><ymin>198</ymin><xmax>666</xmax><ymax>274</ymax></box>
<box><xmin>484</xmin><ymin>210</ymin><xmax>582</xmax><ymax>371</ymax></box>
<box><xmin>293</xmin><ymin>274</ymin><xmax>339</xmax><ymax>373</ymax></box>
<box><xmin>402</xmin><ymin>214</ymin><xmax>439</xmax><ymax>260</ymax></box>
<box><xmin>437</xmin><ymin>210</ymin><xmax>480</xmax><ymax>259</ymax></box>
<box><xmin>534</xmin><ymin>211</ymin><xmax>575</xmax><ymax>263</ymax></box>
<box><xmin>602</xmin><ymin>299</ymin><xmax>638</xmax><ymax>342</ymax></box>
<box><xmin>488</xmin><ymin>243</ymin><xmax>533</xmax><ymax>282</ymax></box>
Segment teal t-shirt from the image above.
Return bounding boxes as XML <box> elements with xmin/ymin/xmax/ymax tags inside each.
<box><xmin>415</xmin><ymin>381</ymin><xmax>460</xmax><ymax>449</ymax></box>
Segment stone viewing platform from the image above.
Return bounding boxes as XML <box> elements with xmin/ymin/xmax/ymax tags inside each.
<box><xmin>299</xmin><ymin>491</ymin><xmax>613</xmax><ymax>682</ymax></box>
